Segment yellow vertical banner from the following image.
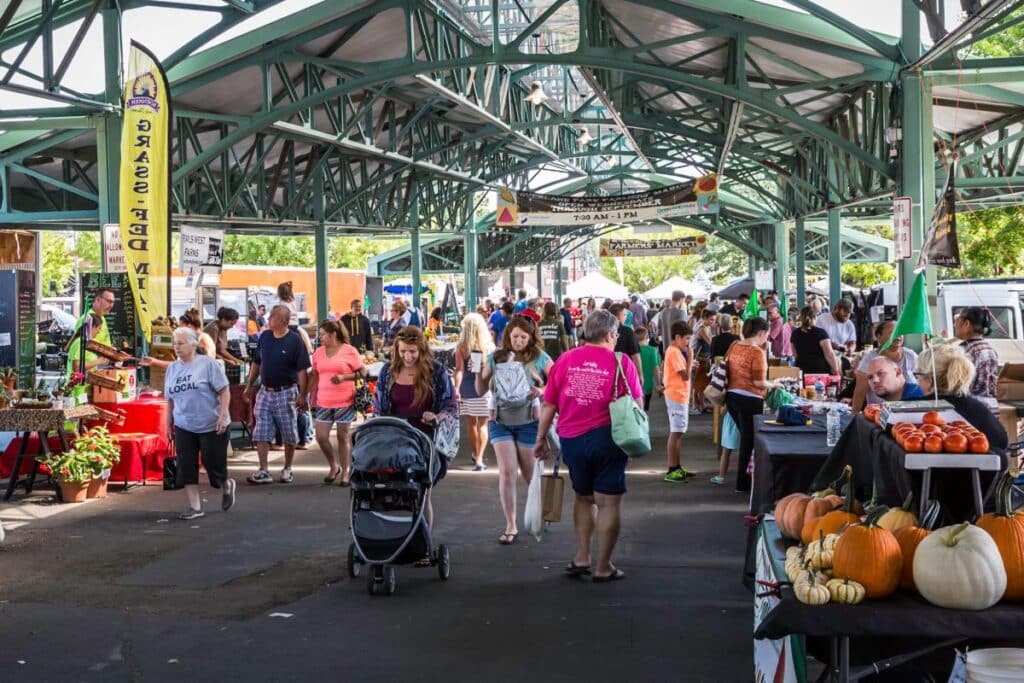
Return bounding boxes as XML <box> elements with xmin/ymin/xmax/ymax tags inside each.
<box><xmin>119</xmin><ymin>41</ymin><xmax>170</xmax><ymax>342</ymax></box>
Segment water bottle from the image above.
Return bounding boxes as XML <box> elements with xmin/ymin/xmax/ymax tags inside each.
<box><xmin>814</xmin><ymin>380</ymin><xmax>825</xmax><ymax>401</ymax></box>
<box><xmin>826</xmin><ymin>407</ymin><xmax>841</xmax><ymax>448</ymax></box>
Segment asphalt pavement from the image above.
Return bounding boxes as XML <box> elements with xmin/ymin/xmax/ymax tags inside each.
<box><xmin>0</xmin><ymin>396</ymin><xmax>752</xmax><ymax>682</ymax></box>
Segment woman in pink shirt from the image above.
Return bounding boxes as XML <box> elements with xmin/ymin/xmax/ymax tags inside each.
<box><xmin>308</xmin><ymin>320</ymin><xmax>366</xmax><ymax>486</ymax></box>
<box><xmin>534</xmin><ymin>310</ymin><xmax>643</xmax><ymax>583</ymax></box>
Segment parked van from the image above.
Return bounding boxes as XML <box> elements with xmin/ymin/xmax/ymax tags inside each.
<box><xmin>937</xmin><ymin>279</ymin><xmax>1024</xmax><ymax>363</ymax></box>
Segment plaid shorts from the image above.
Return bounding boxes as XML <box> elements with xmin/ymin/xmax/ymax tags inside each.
<box><xmin>253</xmin><ymin>386</ymin><xmax>299</xmax><ymax>445</ymax></box>
<box><xmin>314</xmin><ymin>406</ymin><xmax>356</xmax><ymax>424</ymax></box>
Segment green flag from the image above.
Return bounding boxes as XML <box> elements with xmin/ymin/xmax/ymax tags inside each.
<box><xmin>779</xmin><ymin>295</ymin><xmax>788</xmax><ymax>320</ymax></box>
<box><xmin>742</xmin><ymin>289</ymin><xmax>760</xmax><ymax>320</ymax></box>
<box><xmin>880</xmin><ymin>271</ymin><xmax>932</xmax><ymax>351</ymax></box>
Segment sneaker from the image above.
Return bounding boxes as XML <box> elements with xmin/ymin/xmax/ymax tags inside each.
<box><xmin>710</xmin><ymin>475</ymin><xmax>726</xmax><ymax>486</ymax></box>
<box><xmin>179</xmin><ymin>508</ymin><xmax>205</xmax><ymax>520</ymax></box>
<box><xmin>473</xmin><ymin>463</ymin><xmax>488</xmax><ymax>472</ymax></box>
<box><xmin>664</xmin><ymin>468</ymin><xmax>687</xmax><ymax>483</ymax></box>
<box><xmin>222</xmin><ymin>478</ymin><xmax>236</xmax><ymax>511</ymax></box>
<box><xmin>279</xmin><ymin>467</ymin><xmax>294</xmax><ymax>483</ymax></box>
<box><xmin>247</xmin><ymin>470</ymin><xmax>273</xmax><ymax>485</ymax></box>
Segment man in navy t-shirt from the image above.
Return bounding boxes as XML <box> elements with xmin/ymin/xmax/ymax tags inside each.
<box><xmin>243</xmin><ymin>305</ymin><xmax>311</xmax><ymax>485</ymax></box>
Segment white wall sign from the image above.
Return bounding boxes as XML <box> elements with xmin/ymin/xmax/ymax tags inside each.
<box><xmin>103</xmin><ymin>224</ymin><xmax>127</xmax><ymax>273</ymax></box>
<box><xmin>179</xmin><ymin>225</ymin><xmax>225</xmax><ymax>273</ymax></box>
<box><xmin>755</xmin><ymin>269</ymin><xmax>774</xmax><ymax>291</ymax></box>
<box><xmin>893</xmin><ymin>196</ymin><xmax>912</xmax><ymax>260</ymax></box>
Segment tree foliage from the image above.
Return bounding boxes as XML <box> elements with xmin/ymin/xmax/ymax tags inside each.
<box><xmin>222</xmin><ymin>234</ymin><xmax>404</xmax><ymax>271</ymax></box>
<box><xmin>41</xmin><ymin>231</ymin><xmax>101</xmax><ymax>296</ymax></box>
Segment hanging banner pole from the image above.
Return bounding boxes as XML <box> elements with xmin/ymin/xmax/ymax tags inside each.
<box><xmin>119</xmin><ymin>41</ymin><xmax>171</xmax><ymax>341</ymax></box>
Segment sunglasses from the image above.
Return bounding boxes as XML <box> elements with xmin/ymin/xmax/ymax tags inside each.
<box><xmin>397</xmin><ymin>333</ymin><xmax>420</xmax><ymax>342</ymax></box>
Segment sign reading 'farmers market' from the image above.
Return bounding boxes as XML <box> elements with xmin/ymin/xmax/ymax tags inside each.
<box><xmin>496</xmin><ymin>175</ymin><xmax>718</xmax><ymax>227</ymax></box>
<box><xmin>598</xmin><ymin>235</ymin><xmax>707</xmax><ymax>258</ymax></box>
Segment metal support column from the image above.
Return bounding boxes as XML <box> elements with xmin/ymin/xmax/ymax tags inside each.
<box><xmin>828</xmin><ymin>208</ymin><xmax>842</xmax><ymax>304</ymax></box>
<box><xmin>773</xmin><ymin>222</ymin><xmax>788</xmax><ymax>298</ymax></box>
<box><xmin>97</xmin><ymin>0</ymin><xmax>122</xmax><ymax>264</ymax></box>
<box><xmin>795</xmin><ymin>218</ymin><xmax>807</xmax><ymax>309</ymax></box>
<box><xmin>901</xmin><ymin>0</ymin><xmax>937</xmax><ymax>340</ymax></box>
<box><xmin>463</xmin><ymin>209</ymin><xmax>478</xmax><ymax>309</ymax></box>
<box><xmin>536</xmin><ymin>262</ymin><xmax>543</xmax><ymax>299</ymax></box>
<box><xmin>509</xmin><ymin>265</ymin><xmax>517</xmax><ymax>297</ymax></box>
<box><xmin>313</xmin><ymin>173</ymin><xmax>328</xmax><ymax>323</ymax></box>
<box><xmin>554</xmin><ymin>260</ymin><xmax>564</xmax><ymax>304</ymax></box>
<box><xmin>747</xmin><ymin>254</ymin><xmax>756</xmax><ymax>279</ymax></box>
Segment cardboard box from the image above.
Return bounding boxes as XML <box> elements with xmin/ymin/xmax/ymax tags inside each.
<box><xmin>996</xmin><ymin>363</ymin><xmax>1024</xmax><ymax>401</ymax></box>
<box><xmin>147</xmin><ymin>325</ymin><xmax>176</xmax><ymax>392</ymax></box>
<box><xmin>91</xmin><ymin>368</ymin><xmax>137</xmax><ymax>403</ymax></box>
<box><xmin>768</xmin><ymin>366</ymin><xmax>801</xmax><ymax>380</ymax></box>
<box><xmin>997</xmin><ymin>402</ymin><xmax>1024</xmax><ymax>446</ymax></box>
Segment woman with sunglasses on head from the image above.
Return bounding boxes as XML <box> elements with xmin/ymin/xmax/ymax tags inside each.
<box><xmin>476</xmin><ymin>316</ymin><xmax>553</xmax><ymax>545</ymax></box>
<box><xmin>385</xmin><ymin>300</ymin><xmax>409</xmax><ymax>346</ymax></box>
<box><xmin>851</xmin><ymin>320</ymin><xmax>918</xmax><ymax>413</ymax></box>
<box><xmin>953</xmin><ymin>307</ymin><xmax>1000</xmax><ymax>400</ymax></box>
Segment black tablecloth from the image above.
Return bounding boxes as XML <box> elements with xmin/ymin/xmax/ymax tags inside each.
<box><xmin>750</xmin><ymin>414</ymin><xmax>852</xmax><ymax>515</ymax></box>
<box><xmin>811</xmin><ymin>416</ymin><xmax>1007</xmax><ymax>522</ymax></box>
<box><xmin>755</xmin><ymin>519</ymin><xmax>1024</xmax><ymax>641</ymax></box>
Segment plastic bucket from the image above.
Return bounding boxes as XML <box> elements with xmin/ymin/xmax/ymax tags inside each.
<box><xmin>966</xmin><ymin>648</ymin><xmax>1024</xmax><ymax>683</ymax></box>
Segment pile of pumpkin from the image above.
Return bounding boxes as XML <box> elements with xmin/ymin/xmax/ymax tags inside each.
<box><xmin>776</xmin><ymin>468</ymin><xmax>1023</xmax><ymax>610</ymax></box>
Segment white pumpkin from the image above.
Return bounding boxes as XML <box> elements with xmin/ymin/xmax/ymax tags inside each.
<box><xmin>913</xmin><ymin>523</ymin><xmax>1007</xmax><ymax>610</ymax></box>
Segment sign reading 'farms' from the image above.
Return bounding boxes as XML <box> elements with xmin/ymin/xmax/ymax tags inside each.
<box><xmin>496</xmin><ymin>175</ymin><xmax>719</xmax><ymax>227</ymax></box>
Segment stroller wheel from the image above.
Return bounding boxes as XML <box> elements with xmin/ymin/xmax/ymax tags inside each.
<box><xmin>347</xmin><ymin>543</ymin><xmax>361</xmax><ymax>579</ymax></box>
<box><xmin>436</xmin><ymin>544</ymin><xmax>451</xmax><ymax>581</ymax></box>
<box><xmin>383</xmin><ymin>566</ymin><xmax>397</xmax><ymax>595</ymax></box>
<box><xmin>367</xmin><ymin>565</ymin><xmax>383</xmax><ymax>596</ymax></box>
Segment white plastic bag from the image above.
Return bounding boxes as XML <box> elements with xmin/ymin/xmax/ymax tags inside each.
<box><xmin>524</xmin><ymin>460</ymin><xmax>545</xmax><ymax>541</ymax></box>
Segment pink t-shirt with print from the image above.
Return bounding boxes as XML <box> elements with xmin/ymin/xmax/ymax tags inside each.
<box><xmin>312</xmin><ymin>344</ymin><xmax>363</xmax><ymax>408</ymax></box>
<box><xmin>543</xmin><ymin>345</ymin><xmax>643</xmax><ymax>439</ymax></box>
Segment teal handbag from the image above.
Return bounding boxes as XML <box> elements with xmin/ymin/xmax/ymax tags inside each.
<box><xmin>609</xmin><ymin>353</ymin><xmax>651</xmax><ymax>456</ymax></box>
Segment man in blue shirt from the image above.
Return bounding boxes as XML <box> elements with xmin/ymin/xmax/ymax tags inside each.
<box><xmin>560</xmin><ymin>297</ymin><xmax>576</xmax><ymax>346</ymax></box>
<box><xmin>512</xmin><ymin>289</ymin><xmax>529</xmax><ymax>313</ymax></box>
<box><xmin>489</xmin><ymin>301</ymin><xmax>514</xmax><ymax>343</ymax></box>
<box><xmin>243</xmin><ymin>305</ymin><xmax>311</xmax><ymax>485</ymax></box>
<box><xmin>866</xmin><ymin>357</ymin><xmax>925</xmax><ymax>403</ymax></box>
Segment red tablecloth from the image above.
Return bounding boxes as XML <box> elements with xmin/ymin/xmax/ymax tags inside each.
<box><xmin>92</xmin><ymin>397</ymin><xmax>169</xmax><ymax>437</ymax></box>
<box><xmin>1</xmin><ymin>432</ymin><xmax>169</xmax><ymax>483</ymax></box>
<box><xmin>108</xmin><ymin>432</ymin><xmax>170</xmax><ymax>483</ymax></box>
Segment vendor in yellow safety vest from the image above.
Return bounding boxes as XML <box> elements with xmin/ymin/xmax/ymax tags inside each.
<box><xmin>65</xmin><ymin>288</ymin><xmax>116</xmax><ymax>398</ymax></box>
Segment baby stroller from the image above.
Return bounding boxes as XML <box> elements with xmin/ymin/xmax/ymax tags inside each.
<box><xmin>346</xmin><ymin>416</ymin><xmax>452</xmax><ymax>596</ymax></box>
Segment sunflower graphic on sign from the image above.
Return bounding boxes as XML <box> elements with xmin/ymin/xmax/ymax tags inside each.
<box><xmin>496</xmin><ymin>187</ymin><xmax>518</xmax><ymax>226</ymax></box>
<box><xmin>695</xmin><ymin>174</ymin><xmax>718</xmax><ymax>214</ymax></box>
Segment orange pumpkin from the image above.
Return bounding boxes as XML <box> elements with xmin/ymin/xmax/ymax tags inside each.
<box><xmin>893</xmin><ymin>500</ymin><xmax>940</xmax><ymax>592</ymax></box>
<box><xmin>975</xmin><ymin>474</ymin><xmax>1024</xmax><ymax>601</ymax></box>
<box><xmin>775</xmin><ymin>489</ymin><xmax>842</xmax><ymax>541</ymax></box>
<box><xmin>808</xmin><ymin>467</ymin><xmax>861</xmax><ymax>542</ymax></box>
<box><xmin>833</xmin><ymin>507</ymin><xmax>903</xmax><ymax>598</ymax></box>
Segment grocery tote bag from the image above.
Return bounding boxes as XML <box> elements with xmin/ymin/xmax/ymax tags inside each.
<box><xmin>609</xmin><ymin>353</ymin><xmax>651</xmax><ymax>456</ymax></box>
<box><xmin>542</xmin><ymin>438</ymin><xmax>565</xmax><ymax>523</ymax></box>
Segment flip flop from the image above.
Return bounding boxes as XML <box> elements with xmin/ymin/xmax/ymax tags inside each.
<box><xmin>565</xmin><ymin>561</ymin><xmax>592</xmax><ymax>576</ymax></box>
<box><xmin>323</xmin><ymin>470</ymin><xmax>340</xmax><ymax>484</ymax></box>
<box><xmin>592</xmin><ymin>568</ymin><xmax>626</xmax><ymax>583</ymax></box>
<box><xmin>498</xmin><ymin>532</ymin><xmax>518</xmax><ymax>545</ymax></box>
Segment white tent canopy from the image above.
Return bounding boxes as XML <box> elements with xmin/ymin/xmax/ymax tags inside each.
<box><xmin>643</xmin><ymin>276</ymin><xmax>709</xmax><ymax>301</ymax></box>
<box><xmin>566</xmin><ymin>272</ymin><xmax>628</xmax><ymax>302</ymax></box>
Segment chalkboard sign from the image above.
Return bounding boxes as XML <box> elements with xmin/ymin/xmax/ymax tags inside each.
<box><xmin>16</xmin><ymin>270</ymin><xmax>36</xmax><ymax>388</ymax></box>
<box><xmin>80</xmin><ymin>272</ymin><xmax>139</xmax><ymax>354</ymax></box>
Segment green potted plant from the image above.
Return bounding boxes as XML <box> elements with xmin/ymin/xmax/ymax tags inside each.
<box><xmin>37</xmin><ymin>427</ymin><xmax>121</xmax><ymax>501</ymax></box>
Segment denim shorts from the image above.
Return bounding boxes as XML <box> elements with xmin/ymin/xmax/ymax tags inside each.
<box><xmin>314</xmin><ymin>406</ymin><xmax>356</xmax><ymax>424</ymax></box>
<box><xmin>488</xmin><ymin>420</ymin><xmax>538</xmax><ymax>447</ymax></box>
<box><xmin>559</xmin><ymin>424</ymin><xmax>628</xmax><ymax>496</ymax></box>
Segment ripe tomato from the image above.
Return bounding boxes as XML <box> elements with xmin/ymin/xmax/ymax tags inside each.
<box><xmin>969</xmin><ymin>435</ymin><xmax>990</xmax><ymax>454</ymax></box>
<box><xmin>903</xmin><ymin>435</ymin><xmax>924</xmax><ymax>453</ymax></box>
<box><xmin>919</xmin><ymin>424</ymin><xmax>941</xmax><ymax>435</ymax></box>
<box><xmin>922</xmin><ymin>411</ymin><xmax>945</xmax><ymax>426</ymax></box>
<box><xmin>943</xmin><ymin>433</ymin><xmax>968</xmax><ymax>453</ymax></box>
<box><xmin>924</xmin><ymin>435</ymin><xmax>944</xmax><ymax>453</ymax></box>
<box><xmin>950</xmin><ymin>420</ymin><xmax>969</xmax><ymax>428</ymax></box>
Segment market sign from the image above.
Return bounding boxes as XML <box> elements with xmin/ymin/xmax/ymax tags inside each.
<box><xmin>179</xmin><ymin>225</ymin><xmax>225</xmax><ymax>273</ymax></box>
<box><xmin>103</xmin><ymin>224</ymin><xmax>127</xmax><ymax>273</ymax></box>
<box><xmin>892</xmin><ymin>196</ymin><xmax>912</xmax><ymax>260</ymax></box>
<box><xmin>598</xmin><ymin>235</ymin><xmax>706</xmax><ymax>258</ymax></box>
<box><xmin>496</xmin><ymin>174</ymin><xmax>719</xmax><ymax>227</ymax></box>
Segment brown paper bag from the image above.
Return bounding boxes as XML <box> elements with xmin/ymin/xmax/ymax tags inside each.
<box><xmin>541</xmin><ymin>472</ymin><xmax>565</xmax><ymax>522</ymax></box>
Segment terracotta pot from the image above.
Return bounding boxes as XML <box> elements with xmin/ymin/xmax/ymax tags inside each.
<box><xmin>5</xmin><ymin>378</ymin><xmax>15</xmax><ymax>391</ymax></box>
<box><xmin>86</xmin><ymin>478</ymin><xmax>108</xmax><ymax>499</ymax></box>
<box><xmin>59</xmin><ymin>480</ymin><xmax>89</xmax><ymax>503</ymax></box>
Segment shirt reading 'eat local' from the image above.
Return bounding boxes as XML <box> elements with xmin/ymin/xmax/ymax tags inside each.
<box><xmin>164</xmin><ymin>355</ymin><xmax>229</xmax><ymax>433</ymax></box>
<box><xmin>543</xmin><ymin>345</ymin><xmax>643</xmax><ymax>439</ymax></box>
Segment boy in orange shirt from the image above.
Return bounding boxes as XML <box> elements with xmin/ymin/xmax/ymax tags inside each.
<box><xmin>663</xmin><ymin>320</ymin><xmax>693</xmax><ymax>482</ymax></box>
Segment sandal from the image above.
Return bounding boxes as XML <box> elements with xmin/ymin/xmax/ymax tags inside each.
<box><xmin>592</xmin><ymin>568</ymin><xmax>626</xmax><ymax>583</ymax></box>
<box><xmin>565</xmin><ymin>561</ymin><xmax>592</xmax><ymax>576</ymax></box>
<box><xmin>498</xmin><ymin>532</ymin><xmax>518</xmax><ymax>545</ymax></box>
<box><xmin>323</xmin><ymin>470</ymin><xmax>340</xmax><ymax>485</ymax></box>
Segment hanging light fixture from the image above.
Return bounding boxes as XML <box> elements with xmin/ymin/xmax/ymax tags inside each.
<box><xmin>525</xmin><ymin>81</ymin><xmax>548</xmax><ymax>105</ymax></box>
<box><xmin>577</xmin><ymin>128</ymin><xmax>593</xmax><ymax>145</ymax></box>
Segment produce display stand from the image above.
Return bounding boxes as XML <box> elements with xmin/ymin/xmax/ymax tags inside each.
<box><xmin>0</xmin><ymin>405</ymin><xmax>98</xmax><ymax>501</ymax></box>
<box><xmin>753</xmin><ymin>517</ymin><xmax>1024</xmax><ymax>683</ymax></box>
<box><xmin>903</xmin><ymin>452</ymin><xmax>1002</xmax><ymax>518</ymax></box>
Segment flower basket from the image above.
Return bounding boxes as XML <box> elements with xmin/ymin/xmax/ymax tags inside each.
<box><xmin>37</xmin><ymin>427</ymin><xmax>121</xmax><ymax>496</ymax></box>
<box><xmin>59</xmin><ymin>480</ymin><xmax>89</xmax><ymax>503</ymax></box>
<box><xmin>86</xmin><ymin>477</ymin><xmax>108</xmax><ymax>499</ymax></box>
